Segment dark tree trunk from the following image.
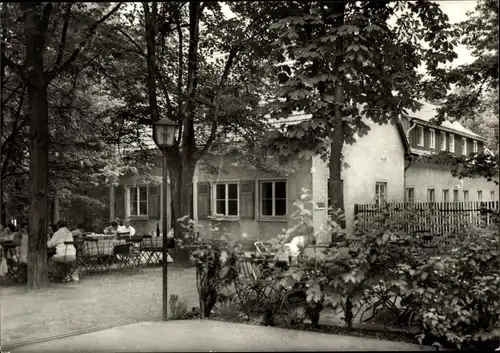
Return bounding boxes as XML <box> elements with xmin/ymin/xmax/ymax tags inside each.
<box><xmin>327</xmin><ymin>1</ymin><xmax>346</xmax><ymax>237</ymax></box>
<box><xmin>168</xmin><ymin>153</ymin><xmax>196</xmax><ymax>266</ymax></box>
<box><xmin>0</xmin><ymin>7</ymin><xmax>6</xmax><ymax>227</ymax></box>
<box><xmin>22</xmin><ymin>2</ymin><xmax>52</xmax><ymax>290</ymax></box>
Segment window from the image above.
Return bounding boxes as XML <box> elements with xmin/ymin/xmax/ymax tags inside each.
<box><xmin>442</xmin><ymin>189</ymin><xmax>449</xmax><ymax>202</ymax></box>
<box><xmin>491</xmin><ymin>191</ymin><xmax>496</xmax><ymax>201</ymax></box>
<box><xmin>429</xmin><ymin>128</ymin><xmax>435</xmax><ymax>149</ymax></box>
<box><xmin>427</xmin><ymin>188</ymin><xmax>435</xmax><ymax>202</ymax></box>
<box><xmin>449</xmin><ymin>133</ymin><xmax>455</xmax><ymax>152</ymax></box>
<box><xmin>461</xmin><ymin>137</ymin><xmax>467</xmax><ymax>155</ymax></box>
<box><xmin>473</xmin><ymin>140</ymin><xmax>478</xmax><ymax>153</ymax></box>
<box><xmin>260</xmin><ymin>180</ymin><xmax>287</xmax><ymax>217</ymax></box>
<box><xmin>406</xmin><ymin>187</ymin><xmax>415</xmax><ymax>203</ymax></box>
<box><xmin>440</xmin><ymin>131</ymin><xmax>447</xmax><ymax>151</ymax></box>
<box><xmin>477</xmin><ymin>190</ymin><xmax>482</xmax><ymax>202</ymax></box>
<box><xmin>375</xmin><ymin>182</ymin><xmax>387</xmax><ymax>207</ymax></box>
<box><xmin>463</xmin><ymin>190</ymin><xmax>469</xmax><ymax>202</ymax></box>
<box><xmin>214</xmin><ymin>183</ymin><xmax>238</xmax><ymax>216</ymax></box>
<box><xmin>130</xmin><ymin>186</ymin><xmax>148</xmax><ymax>216</ymax></box>
<box><xmin>453</xmin><ymin>190</ymin><xmax>459</xmax><ymax>202</ymax></box>
<box><xmin>417</xmin><ymin>126</ymin><xmax>424</xmax><ymax>147</ymax></box>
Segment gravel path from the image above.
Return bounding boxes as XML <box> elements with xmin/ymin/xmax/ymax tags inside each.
<box><xmin>0</xmin><ymin>266</ymin><xmax>197</xmax><ymax>347</ymax></box>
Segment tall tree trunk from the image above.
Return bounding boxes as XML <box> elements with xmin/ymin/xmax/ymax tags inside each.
<box><xmin>0</xmin><ymin>7</ymin><xmax>6</xmax><ymax>227</ymax></box>
<box><xmin>327</xmin><ymin>1</ymin><xmax>346</xmax><ymax>238</ymax></box>
<box><xmin>168</xmin><ymin>153</ymin><xmax>196</xmax><ymax>266</ymax></box>
<box><xmin>23</xmin><ymin>2</ymin><xmax>51</xmax><ymax>290</ymax></box>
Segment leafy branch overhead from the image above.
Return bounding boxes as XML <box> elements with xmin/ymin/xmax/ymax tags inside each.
<box><xmin>418</xmin><ymin>151</ymin><xmax>499</xmax><ymax>185</ymax></box>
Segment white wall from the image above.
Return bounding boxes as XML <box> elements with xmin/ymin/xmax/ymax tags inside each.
<box><xmin>312</xmin><ymin>120</ymin><xmax>406</xmax><ymax>233</ymax></box>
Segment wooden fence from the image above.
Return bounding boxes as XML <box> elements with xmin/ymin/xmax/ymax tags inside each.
<box><xmin>354</xmin><ymin>201</ymin><xmax>499</xmax><ymax>235</ymax></box>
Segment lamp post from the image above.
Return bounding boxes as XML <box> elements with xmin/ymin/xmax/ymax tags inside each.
<box><xmin>153</xmin><ymin>117</ymin><xmax>178</xmax><ymax>321</ymax></box>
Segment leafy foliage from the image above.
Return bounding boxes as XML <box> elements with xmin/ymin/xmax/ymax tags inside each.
<box><xmin>424</xmin><ymin>0</ymin><xmax>499</xmax><ymax>126</ymax></box>
<box><xmin>182</xmin><ymin>189</ymin><xmax>500</xmax><ymax>350</ymax></box>
<box><xmin>417</xmin><ymin>151</ymin><xmax>499</xmax><ymax>185</ymax></box>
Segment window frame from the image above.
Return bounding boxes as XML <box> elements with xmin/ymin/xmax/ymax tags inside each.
<box><xmin>477</xmin><ymin>190</ymin><xmax>482</xmax><ymax>202</ymax></box>
<box><xmin>491</xmin><ymin>191</ymin><xmax>496</xmax><ymax>201</ymax></box>
<box><xmin>463</xmin><ymin>190</ymin><xmax>469</xmax><ymax>202</ymax></box>
<box><xmin>128</xmin><ymin>185</ymin><xmax>149</xmax><ymax>218</ymax></box>
<box><xmin>442</xmin><ymin>189</ymin><xmax>449</xmax><ymax>202</ymax></box>
<box><xmin>212</xmin><ymin>181</ymin><xmax>239</xmax><ymax>218</ymax></box>
<box><xmin>440</xmin><ymin>131</ymin><xmax>447</xmax><ymax>151</ymax></box>
<box><xmin>417</xmin><ymin>125</ymin><xmax>424</xmax><ymax>147</ymax></box>
<box><xmin>375</xmin><ymin>181</ymin><xmax>388</xmax><ymax>207</ymax></box>
<box><xmin>406</xmin><ymin>187</ymin><xmax>415</xmax><ymax>203</ymax></box>
<box><xmin>461</xmin><ymin>137</ymin><xmax>467</xmax><ymax>155</ymax></box>
<box><xmin>427</xmin><ymin>188</ymin><xmax>435</xmax><ymax>203</ymax></box>
<box><xmin>259</xmin><ymin>179</ymin><xmax>288</xmax><ymax>219</ymax></box>
<box><xmin>453</xmin><ymin>189</ymin><xmax>459</xmax><ymax>202</ymax></box>
<box><xmin>449</xmin><ymin>133</ymin><xmax>455</xmax><ymax>152</ymax></box>
<box><xmin>473</xmin><ymin>140</ymin><xmax>478</xmax><ymax>153</ymax></box>
<box><xmin>429</xmin><ymin>128</ymin><xmax>435</xmax><ymax>149</ymax></box>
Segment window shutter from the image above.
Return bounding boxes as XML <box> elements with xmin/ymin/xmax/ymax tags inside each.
<box><xmin>197</xmin><ymin>182</ymin><xmax>210</xmax><ymax>219</ymax></box>
<box><xmin>115</xmin><ymin>185</ymin><xmax>125</xmax><ymax>219</ymax></box>
<box><xmin>149</xmin><ymin>185</ymin><xmax>160</xmax><ymax>219</ymax></box>
<box><xmin>239</xmin><ymin>180</ymin><xmax>255</xmax><ymax>219</ymax></box>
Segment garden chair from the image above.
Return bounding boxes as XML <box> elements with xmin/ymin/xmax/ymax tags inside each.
<box><xmin>81</xmin><ymin>238</ymin><xmax>104</xmax><ymax>274</ymax></box>
<box><xmin>48</xmin><ymin>241</ymin><xmax>78</xmax><ymax>283</ymax></box>
<box><xmin>1</xmin><ymin>241</ymin><xmax>26</xmax><ymax>284</ymax></box>
<box><xmin>112</xmin><ymin>243</ymin><xmax>135</xmax><ymax>270</ymax></box>
<box><xmin>234</xmin><ymin>254</ymin><xmax>291</xmax><ymax>325</ymax></box>
<box><xmin>139</xmin><ymin>235</ymin><xmax>163</xmax><ymax>266</ymax></box>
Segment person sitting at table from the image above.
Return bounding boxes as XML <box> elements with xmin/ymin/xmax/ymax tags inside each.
<box><xmin>13</xmin><ymin>223</ymin><xmax>29</xmax><ymax>265</ymax></box>
<box><xmin>0</xmin><ymin>223</ymin><xmax>16</xmax><ymax>242</ymax></box>
<box><xmin>103</xmin><ymin>221</ymin><xmax>119</xmax><ymax>236</ymax></box>
<box><xmin>71</xmin><ymin>223</ymin><xmax>85</xmax><ymax>241</ymax></box>
<box><xmin>47</xmin><ymin>219</ymin><xmax>79</xmax><ymax>282</ymax></box>
<box><xmin>48</xmin><ymin>223</ymin><xmax>58</xmax><ymax>240</ymax></box>
<box><xmin>117</xmin><ymin>218</ymin><xmax>135</xmax><ymax>236</ymax></box>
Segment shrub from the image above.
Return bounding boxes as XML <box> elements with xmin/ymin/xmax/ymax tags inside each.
<box><xmin>177</xmin><ymin>217</ymin><xmax>241</xmax><ymax>319</ymax></box>
<box><xmin>169</xmin><ymin>294</ymin><xmax>190</xmax><ymax>320</ymax></box>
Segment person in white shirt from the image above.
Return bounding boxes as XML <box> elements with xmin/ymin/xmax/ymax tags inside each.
<box><xmin>47</xmin><ymin>219</ymin><xmax>78</xmax><ymax>282</ymax></box>
<box><xmin>117</xmin><ymin>218</ymin><xmax>135</xmax><ymax>236</ymax></box>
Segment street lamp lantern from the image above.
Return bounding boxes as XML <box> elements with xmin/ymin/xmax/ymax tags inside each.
<box><xmin>152</xmin><ymin>117</ymin><xmax>178</xmax><ymax>322</ymax></box>
<box><xmin>153</xmin><ymin>117</ymin><xmax>177</xmax><ymax>149</ymax></box>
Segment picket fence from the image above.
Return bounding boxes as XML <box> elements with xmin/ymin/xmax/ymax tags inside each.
<box><xmin>354</xmin><ymin>201</ymin><xmax>499</xmax><ymax>235</ymax></box>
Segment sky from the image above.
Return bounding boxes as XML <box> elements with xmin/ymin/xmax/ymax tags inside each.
<box><xmin>437</xmin><ymin>0</ymin><xmax>477</xmax><ymax>66</ymax></box>
<box><xmin>220</xmin><ymin>1</ymin><xmax>479</xmax><ymax>67</ymax></box>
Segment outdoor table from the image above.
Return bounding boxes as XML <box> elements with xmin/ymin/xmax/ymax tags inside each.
<box><xmin>86</xmin><ymin>233</ymin><xmax>117</xmax><ymax>240</ymax></box>
<box><xmin>84</xmin><ymin>239</ymin><xmax>126</xmax><ymax>256</ymax></box>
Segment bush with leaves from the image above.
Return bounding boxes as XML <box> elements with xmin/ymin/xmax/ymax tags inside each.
<box><xmin>397</xmin><ymin>225</ymin><xmax>500</xmax><ymax>350</ymax></box>
<box><xmin>177</xmin><ymin>217</ymin><xmax>242</xmax><ymax>319</ymax></box>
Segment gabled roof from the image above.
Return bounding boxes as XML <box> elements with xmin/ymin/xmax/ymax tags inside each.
<box><xmin>406</xmin><ymin>101</ymin><xmax>486</xmax><ymax>141</ymax></box>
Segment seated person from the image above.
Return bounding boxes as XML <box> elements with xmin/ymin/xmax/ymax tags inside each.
<box><xmin>0</xmin><ymin>223</ymin><xmax>16</xmax><ymax>242</ymax></box>
<box><xmin>103</xmin><ymin>221</ymin><xmax>119</xmax><ymax>236</ymax></box>
<box><xmin>48</xmin><ymin>224</ymin><xmax>58</xmax><ymax>240</ymax></box>
<box><xmin>117</xmin><ymin>218</ymin><xmax>135</xmax><ymax>236</ymax></box>
<box><xmin>47</xmin><ymin>219</ymin><xmax>78</xmax><ymax>282</ymax></box>
<box><xmin>13</xmin><ymin>223</ymin><xmax>29</xmax><ymax>265</ymax></box>
<box><xmin>71</xmin><ymin>223</ymin><xmax>85</xmax><ymax>241</ymax></box>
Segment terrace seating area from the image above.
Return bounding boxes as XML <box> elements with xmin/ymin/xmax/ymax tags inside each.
<box><xmin>0</xmin><ymin>234</ymin><xmax>173</xmax><ymax>286</ymax></box>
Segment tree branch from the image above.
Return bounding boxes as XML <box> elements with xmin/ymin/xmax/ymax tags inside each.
<box><xmin>197</xmin><ymin>46</ymin><xmax>240</xmax><ymax>157</ymax></box>
<box><xmin>54</xmin><ymin>3</ymin><xmax>73</xmax><ymax>68</ymax></box>
<box><xmin>114</xmin><ymin>26</ymin><xmax>147</xmax><ymax>57</ymax></box>
<box><xmin>46</xmin><ymin>2</ymin><xmax>123</xmax><ymax>82</ymax></box>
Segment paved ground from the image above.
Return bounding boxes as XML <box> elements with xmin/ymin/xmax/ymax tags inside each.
<box><xmin>11</xmin><ymin>320</ymin><xmax>434</xmax><ymax>352</ymax></box>
<box><xmin>0</xmin><ymin>266</ymin><xmax>198</xmax><ymax>349</ymax></box>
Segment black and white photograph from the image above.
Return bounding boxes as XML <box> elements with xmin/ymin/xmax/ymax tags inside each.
<box><xmin>0</xmin><ymin>1</ymin><xmax>498</xmax><ymax>352</ymax></box>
